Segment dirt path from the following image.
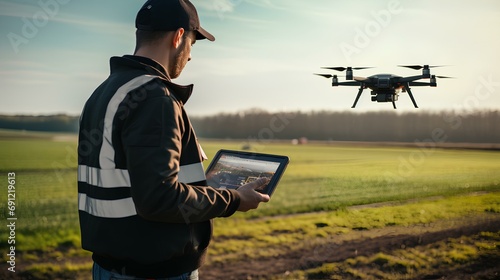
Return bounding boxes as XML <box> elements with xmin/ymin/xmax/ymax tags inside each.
<box><xmin>3</xmin><ymin>214</ymin><xmax>498</xmax><ymax>280</ymax></box>
<box><xmin>200</xmin><ymin>214</ymin><xmax>500</xmax><ymax>279</ymax></box>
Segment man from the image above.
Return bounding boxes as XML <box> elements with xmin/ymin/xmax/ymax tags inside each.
<box><xmin>77</xmin><ymin>0</ymin><xmax>270</xmax><ymax>279</ymax></box>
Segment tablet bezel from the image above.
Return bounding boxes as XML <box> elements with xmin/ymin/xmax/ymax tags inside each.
<box><xmin>205</xmin><ymin>149</ymin><xmax>289</xmax><ymax>197</ymax></box>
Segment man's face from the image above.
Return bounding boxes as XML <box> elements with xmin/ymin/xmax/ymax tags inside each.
<box><xmin>170</xmin><ymin>31</ymin><xmax>196</xmax><ymax>79</ymax></box>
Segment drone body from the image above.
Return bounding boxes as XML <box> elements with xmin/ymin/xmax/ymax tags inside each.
<box><xmin>315</xmin><ymin>65</ymin><xmax>450</xmax><ymax>109</ymax></box>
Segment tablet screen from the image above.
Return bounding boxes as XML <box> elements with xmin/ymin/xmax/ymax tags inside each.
<box><xmin>205</xmin><ymin>150</ymin><xmax>289</xmax><ymax>196</ymax></box>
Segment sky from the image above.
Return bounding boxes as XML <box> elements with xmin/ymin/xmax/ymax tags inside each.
<box><xmin>0</xmin><ymin>0</ymin><xmax>499</xmax><ymax>116</ymax></box>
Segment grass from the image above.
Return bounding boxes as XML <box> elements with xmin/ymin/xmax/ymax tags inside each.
<box><xmin>201</xmin><ymin>140</ymin><xmax>500</xmax><ymax>217</ymax></box>
<box><xmin>208</xmin><ymin>193</ymin><xmax>500</xmax><ymax>264</ymax></box>
<box><xmin>0</xmin><ymin>170</ymin><xmax>79</xmax><ymax>252</ymax></box>
<box><xmin>0</xmin><ymin>131</ymin><xmax>499</xmax><ymax>278</ymax></box>
<box><xmin>278</xmin><ymin>231</ymin><xmax>500</xmax><ymax>280</ymax></box>
<box><xmin>20</xmin><ymin>262</ymin><xmax>92</xmax><ymax>280</ymax></box>
<box><xmin>0</xmin><ymin>139</ymin><xmax>77</xmax><ymax>171</ymax></box>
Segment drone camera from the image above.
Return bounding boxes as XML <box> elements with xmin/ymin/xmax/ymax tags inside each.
<box><xmin>372</xmin><ymin>93</ymin><xmax>398</xmax><ymax>103</ymax></box>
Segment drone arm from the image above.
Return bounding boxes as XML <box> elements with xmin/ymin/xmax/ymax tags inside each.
<box><xmin>403</xmin><ymin>83</ymin><xmax>419</xmax><ymax>108</ymax></box>
<box><xmin>408</xmin><ymin>81</ymin><xmax>432</xmax><ymax>86</ymax></box>
<box><xmin>337</xmin><ymin>81</ymin><xmax>362</xmax><ymax>86</ymax></box>
<box><xmin>400</xmin><ymin>75</ymin><xmax>426</xmax><ymax>83</ymax></box>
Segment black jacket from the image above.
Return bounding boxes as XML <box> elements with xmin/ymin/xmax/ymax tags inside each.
<box><xmin>78</xmin><ymin>55</ymin><xmax>240</xmax><ymax>278</ymax></box>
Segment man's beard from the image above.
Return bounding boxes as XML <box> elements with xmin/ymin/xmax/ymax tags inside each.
<box><xmin>169</xmin><ymin>40</ymin><xmax>189</xmax><ymax>79</ymax></box>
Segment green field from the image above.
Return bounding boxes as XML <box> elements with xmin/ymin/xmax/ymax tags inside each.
<box><xmin>0</xmin><ymin>130</ymin><xmax>499</xmax><ymax>279</ymax></box>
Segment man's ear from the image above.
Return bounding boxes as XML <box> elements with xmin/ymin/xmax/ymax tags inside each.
<box><xmin>172</xmin><ymin>28</ymin><xmax>185</xmax><ymax>48</ymax></box>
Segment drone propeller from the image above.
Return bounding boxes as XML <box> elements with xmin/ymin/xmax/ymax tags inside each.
<box><xmin>435</xmin><ymin>75</ymin><xmax>454</xmax><ymax>79</ymax></box>
<box><xmin>398</xmin><ymin>65</ymin><xmax>446</xmax><ymax>70</ymax></box>
<box><xmin>314</xmin><ymin>73</ymin><xmax>335</xmax><ymax>78</ymax></box>
<box><xmin>321</xmin><ymin>67</ymin><xmax>373</xmax><ymax>72</ymax></box>
<box><xmin>314</xmin><ymin>73</ymin><xmax>346</xmax><ymax>78</ymax></box>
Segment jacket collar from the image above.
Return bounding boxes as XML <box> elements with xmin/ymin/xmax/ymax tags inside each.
<box><xmin>110</xmin><ymin>55</ymin><xmax>193</xmax><ymax>105</ymax></box>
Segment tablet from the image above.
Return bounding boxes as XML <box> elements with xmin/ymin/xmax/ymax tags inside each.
<box><xmin>205</xmin><ymin>149</ymin><xmax>289</xmax><ymax>196</ymax></box>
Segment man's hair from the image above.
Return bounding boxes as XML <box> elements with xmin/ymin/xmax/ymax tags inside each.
<box><xmin>134</xmin><ymin>29</ymin><xmax>191</xmax><ymax>54</ymax></box>
<box><xmin>134</xmin><ymin>30</ymin><xmax>169</xmax><ymax>53</ymax></box>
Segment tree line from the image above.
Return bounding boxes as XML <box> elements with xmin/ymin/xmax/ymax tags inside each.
<box><xmin>0</xmin><ymin>114</ymin><xmax>79</xmax><ymax>133</ymax></box>
<box><xmin>0</xmin><ymin>110</ymin><xmax>498</xmax><ymax>143</ymax></box>
<box><xmin>190</xmin><ymin>110</ymin><xmax>500</xmax><ymax>143</ymax></box>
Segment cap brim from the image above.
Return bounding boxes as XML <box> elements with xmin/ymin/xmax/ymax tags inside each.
<box><xmin>196</xmin><ymin>26</ymin><xmax>215</xmax><ymax>42</ymax></box>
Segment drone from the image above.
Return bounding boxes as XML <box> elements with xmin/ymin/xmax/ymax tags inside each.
<box><xmin>315</xmin><ymin>65</ymin><xmax>451</xmax><ymax>109</ymax></box>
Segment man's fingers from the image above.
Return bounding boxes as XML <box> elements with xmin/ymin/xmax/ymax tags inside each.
<box><xmin>236</xmin><ymin>178</ymin><xmax>271</xmax><ymax>212</ymax></box>
<box><xmin>247</xmin><ymin>177</ymin><xmax>269</xmax><ymax>190</ymax></box>
<box><xmin>249</xmin><ymin>179</ymin><xmax>270</xmax><ymax>202</ymax></box>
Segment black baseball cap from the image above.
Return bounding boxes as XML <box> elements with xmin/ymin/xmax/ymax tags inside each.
<box><xmin>136</xmin><ymin>0</ymin><xmax>215</xmax><ymax>41</ymax></box>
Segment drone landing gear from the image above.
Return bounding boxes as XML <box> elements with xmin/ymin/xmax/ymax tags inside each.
<box><xmin>404</xmin><ymin>83</ymin><xmax>419</xmax><ymax>108</ymax></box>
<box><xmin>351</xmin><ymin>86</ymin><xmax>364</xmax><ymax>108</ymax></box>
<box><xmin>392</xmin><ymin>101</ymin><xmax>397</xmax><ymax>109</ymax></box>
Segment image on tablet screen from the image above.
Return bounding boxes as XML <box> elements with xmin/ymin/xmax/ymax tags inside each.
<box><xmin>206</xmin><ymin>154</ymin><xmax>280</xmax><ymax>190</ymax></box>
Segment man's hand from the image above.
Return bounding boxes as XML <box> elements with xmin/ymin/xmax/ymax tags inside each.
<box><xmin>236</xmin><ymin>178</ymin><xmax>270</xmax><ymax>212</ymax></box>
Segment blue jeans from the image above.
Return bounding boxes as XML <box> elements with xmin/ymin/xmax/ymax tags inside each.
<box><xmin>92</xmin><ymin>262</ymin><xmax>199</xmax><ymax>280</ymax></box>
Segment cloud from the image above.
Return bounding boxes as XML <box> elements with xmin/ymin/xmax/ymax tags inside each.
<box><xmin>245</xmin><ymin>0</ymin><xmax>285</xmax><ymax>10</ymax></box>
<box><xmin>55</xmin><ymin>14</ymin><xmax>132</xmax><ymax>37</ymax></box>
<box><xmin>193</xmin><ymin>0</ymin><xmax>274</xmax><ymax>23</ymax></box>
<box><xmin>194</xmin><ymin>0</ymin><xmax>283</xmax><ymax>13</ymax></box>
<box><xmin>0</xmin><ymin>59</ymin><xmax>48</xmax><ymax>70</ymax></box>
<box><xmin>0</xmin><ymin>0</ymin><xmax>132</xmax><ymax>37</ymax></box>
<box><xmin>0</xmin><ymin>69</ymin><xmax>61</xmax><ymax>87</ymax></box>
<box><xmin>0</xmin><ymin>1</ymin><xmax>41</xmax><ymax>18</ymax></box>
<box><xmin>194</xmin><ymin>0</ymin><xmax>238</xmax><ymax>13</ymax></box>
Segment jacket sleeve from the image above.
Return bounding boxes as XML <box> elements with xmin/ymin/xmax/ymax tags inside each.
<box><xmin>122</xmin><ymin>92</ymin><xmax>240</xmax><ymax>223</ymax></box>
